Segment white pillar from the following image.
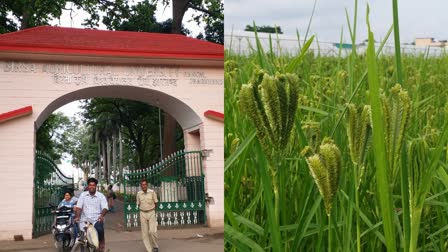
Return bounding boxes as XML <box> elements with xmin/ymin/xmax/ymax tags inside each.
<box><xmin>0</xmin><ymin>117</ymin><xmax>35</xmax><ymax>240</ymax></box>
<box><xmin>200</xmin><ymin>121</ymin><xmax>224</xmax><ymax>227</ymax></box>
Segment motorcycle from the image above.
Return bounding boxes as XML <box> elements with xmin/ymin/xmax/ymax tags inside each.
<box><xmin>50</xmin><ymin>204</ymin><xmax>77</xmax><ymax>252</ymax></box>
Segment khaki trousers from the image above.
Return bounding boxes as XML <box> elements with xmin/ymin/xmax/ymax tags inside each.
<box><xmin>140</xmin><ymin>210</ymin><xmax>158</xmax><ymax>251</ymax></box>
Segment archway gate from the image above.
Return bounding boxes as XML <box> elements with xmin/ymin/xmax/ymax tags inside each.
<box><xmin>123</xmin><ymin>150</ymin><xmax>206</xmax><ymax>228</ymax></box>
<box><xmin>0</xmin><ymin>26</ymin><xmax>223</xmax><ymax>240</ymax></box>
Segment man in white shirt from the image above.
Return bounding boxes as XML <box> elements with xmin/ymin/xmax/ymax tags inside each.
<box><xmin>75</xmin><ymin>177</ymin><xmax>108</xmax><ymax>252</ymax></box>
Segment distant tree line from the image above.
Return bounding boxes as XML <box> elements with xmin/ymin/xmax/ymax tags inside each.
<box><xmin>0</xmin><ymin>0</ymin><xmax>223</xmax><ymax>44</ymax></box>
<box><xmin>244</xmin><ymin>24</ymin><xmax>283</xmax><ymax>34</ymax></box>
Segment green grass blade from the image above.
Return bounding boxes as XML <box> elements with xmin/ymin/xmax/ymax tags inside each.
<box><xmin>345</xmin><ymin>8</ymin><xmax>354</xmax><ymax>41</ymax></box>
<box><xmin>401</xmin><ymin>141</ymin><xmax>411</xmax><ymax>252</ymax></box>
<box><xmin>298</xmin><ymin>105</ymin><xmax>329</xmax><ymax>116</ymax></box>
<box><xmin>436</xmin><ymin>165</ymin><xmax>448</xmax><ymax>189</ymax></box>
<box><xmin>391</xmin><ymin>1</ymin><xmax>408</xmax><ymax>250</ymax></box>
<box><xmin>304</xmin><ymin>0</ymin><xmax>318</xmax><ymax>42</ymax></box>
<box><xmin>252</xmin><ymin>21</ymin><xmax>274</xmax><ymax>73</ymax></box>
<box><xmin>292</xmin><ymin>196</ymin><xmax>322</xmax><ymax>250</ymax></box>
<box><xmin>340</xmin><ymin>190</ymin><xmax>386</xmax><ymax>245</ymax></box>
<box><xmin>330</xmin><ymin>24</ymin><xmax>394</xmax><ymax>138</ymax></box>
<box><xmin>296</xmin><ymin>29</ymin><xmax>302</xmax><ymax>51</ymax></box>
<box><xmin>392</xmin><ymin>0</ymin><xmax>404</xmax><ymax>86</ymax></box>
<box><xmin>427</xmin><ymin>224</ymin><xmax>448</xmax><ymax>240</ymax></box>
<box><xmin>258</xmin><ymin>149</ymin><xmax>283</xmax><ymax>252</ymax></box>
<box><xmin>366</xmin><ymin>6</ymin><xmax>396</xmax><ymax>252</ymax></box>
<box><xmin>425</xmin><ymin>189</ymin><xmax>448</xmax><ymax>201</ymax></box>
<box><xmin>225</xmin><ymin>198</ymin><xmax>238</xmax><ymax>229</ymax></box>
<box><xmin>224</xmin><ymin>131</ymin><xmax>256</xmax><ymax>173</ymax></box>
<box><xmin>233</xmin><ymin>212</ymin><xmax>265</xmax><ymax>236</ymax></box>
<box><xmin>286</xmin><ymin>35</ymin><xmax>315</xmax><ymax>73</ymax></box>
<box><xmin>416</xmin><ymin>122</ymin><xmax>448</xmax><ymax>208</ymax></box>
<box><xmin>294</xmin><ymin>113</ymin><xmax>309</xmax><ymax>149</ymax></box>
<box><xmin>224</xmin><ymin>224</ymin><xmax>265</xmax><ymax>252</ymax></box>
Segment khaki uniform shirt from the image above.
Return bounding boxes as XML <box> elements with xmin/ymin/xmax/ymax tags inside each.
<box><xmin>136</xmin><ymin>189</ymin><xmax>158</xmax><ymax>211</ymax></box>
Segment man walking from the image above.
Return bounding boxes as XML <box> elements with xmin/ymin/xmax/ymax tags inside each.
<box><xmin>75</xmin><ymin>178</ymin><xmax>109</xmax><ymax>252</ymax></box>
<box><xmin>137</xmin><ymin>178</ymin><xmax>159</xmax><ymax>252</ymax></box>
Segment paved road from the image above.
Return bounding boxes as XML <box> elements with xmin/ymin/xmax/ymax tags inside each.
<box><xmin>0</xmin><ymin>191</ymin><xmax>223</xmax><ymax>252</ymax></box>
<box><xmin>16</xmin><ymin>235</ymin><xmax>224</xmax><ymax>252</ymax></box>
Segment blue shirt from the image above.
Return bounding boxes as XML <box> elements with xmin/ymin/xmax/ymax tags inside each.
<box><xmin>58</xmin><ymin>197</ymin><xmax>78</xmax><ymax>208</ymax></box>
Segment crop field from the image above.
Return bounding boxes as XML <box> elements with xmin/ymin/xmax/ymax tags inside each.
<box><xmin>224</xmin><ymin>5</ymin><xmax>448</xmax><ymax>252</ymax></box>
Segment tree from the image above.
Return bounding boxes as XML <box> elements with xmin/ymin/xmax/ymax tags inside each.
<box><xmin>68</xmin><ymin>123</ymin><xmax>98</xmax><ymax>181</ymax></box>
<box><xmin>192</xmin><ymin>0</ymin><xmax>223</xmax><ymax>44</ymax></box>
<box><xmin>85</xmin><ymin>0</ymin><xmax>191</xmax><ymax>35</ymax></box>
<box><xmin>167</xmin><ymin>0</ymin><xmax>223</xmax><ymax>44</ymax></box>
<box><xmin>81</xmin><ymin>98</ymin><xmax>184</xmax><ymax>171</ymax></box>
<box><xmin>245</xmin><ymin>24</ymin><xmax>283</xmax><ymax>34</ymax></box>
<box><xmin>0</xmin><ymin>0</ymin><xmax>68</xmax><ymax>32</ymax></box>
<box><xmin>36</xmin><ymin>112</ymin><xmax>73</xmax><ymax>160</ymax></box>
<box><xmin>35</xmin><ymin>112</ymin><xmax>74</xmax><ymax>181</ymax></box>
<box><xmin>82</xmin><ymin>1</ymin><xmax>215</xmax><ymax>159</ymax></box>
<box><xmin>0</xmin><ymin>0</ymin><xmax>224</xmax><ymax>44</ymax></box>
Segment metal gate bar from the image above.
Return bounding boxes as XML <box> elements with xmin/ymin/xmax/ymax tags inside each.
<box><xmin>123</xmin><ymin>150</ymin><xmax>206</xmax><ymax>229</ymax></box>
<box><xmin>33</xmin><ymin>151</ymin><xmax>74</xmax><ymax>237</ymax></box>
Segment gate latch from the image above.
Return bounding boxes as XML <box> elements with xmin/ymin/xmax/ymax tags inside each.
<box><xmin>202</xmin><ymin>149</ymin><xmax>213</xmax><ymax>158</ymax></box>
<box><xmin>205</xmin><ymin>193</ymin><xmax>214</xmax><ymax>204</ymax></box>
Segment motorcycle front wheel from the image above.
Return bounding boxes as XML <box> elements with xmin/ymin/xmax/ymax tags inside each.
<box><xmin>56</xmin><ymin>240</ymin><xmax>64</xmax><ymax>252</ymax></box>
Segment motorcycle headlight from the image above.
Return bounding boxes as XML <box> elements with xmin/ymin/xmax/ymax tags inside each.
<box><xmin>56</xmin><ymin>224</ymin><xmax>67</xmax><ymax>230</ymax></box>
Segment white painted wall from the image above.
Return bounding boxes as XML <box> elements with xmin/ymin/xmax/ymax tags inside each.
<box><xmin>0</xmin><ymin>60</ymin><xmax>223</xmax><ymax>240</ymax></box>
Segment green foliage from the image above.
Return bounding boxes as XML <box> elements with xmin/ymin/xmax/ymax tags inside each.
<box><xmin>87</xmin><ymin>0</ymin><xmax>191</xmax><ymax>35</ymax></box>
<box><xmin>0</xmin><ymin>0</ymin><xmax>223</xmax><ymax>44</ymax></box>
<box><xmin>0</xmin><ymin>0</ymin><xmax>69</xmax><ymax>32</ymax></box>
<box><xmin>225</xmin><ymin>6</ymin><xmax>448</xmax><ymax>251</ymax></box>
<box><xmin>36</xmin><ymin>112</ymin><xmax>73</xmax><ymax>161</ymax></box>
<box><xmin>81</xmin><ymin>98</ymin><xmax>183</xmax><ymax>170</ymax></box>
<box><xmin>245</xmin><ymin>24</ymin><xmax>283</xmax><ymax>34</ymax></box>
<box><xmin>194</xmin><ymin>0</ymin><xmax>224</xmax><ymax>44</ymax></box>
<box><xmin>35</xmin><ymin>112</ymin><xmax>74</xmax><ymax>181</ymax></box>
<box><xmin>67</xmin><ymin>122</ymin><xmax>99</xmax><ymax>175</ymax></box>
<box><xmin>366</xmin><ymin>8</ymin><xmax>396</xmax><ymax>251</ymax></box>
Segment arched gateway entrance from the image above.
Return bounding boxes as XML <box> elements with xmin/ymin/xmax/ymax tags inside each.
<box><xmin>0</xmin><ymin>26</ymin><xmax>223</xmax><ymax>240</ymax></box>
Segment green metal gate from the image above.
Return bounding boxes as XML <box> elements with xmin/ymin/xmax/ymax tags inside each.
<box><xmin>124</xmin><ymin>150</ymin><xmax>206</xmax><ymax>229</ymax></box>
<box><xmin>33</xmin><ymin>151</ymin><xmax>74</xmax><ymax>237</ymax></box>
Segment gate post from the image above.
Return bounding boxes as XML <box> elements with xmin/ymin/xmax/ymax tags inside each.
<box><xmin>183</xmin><ymin>128</ymin><xmax>201</xmax><ymax>152</ymax></box>
<box><xmin>0</xmin><ymin>118</ymin><xmax>34</xmax><ymax>240</ymax></box>
<box><xmin>199</xmin><ymin>122</ymin><xmax>224</xmax><ymax>227</ymax></box>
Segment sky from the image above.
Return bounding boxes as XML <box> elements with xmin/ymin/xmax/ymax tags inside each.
<box><xmin>225</xmin><ymin>0</ymin><xmax>448</xmax><ymax>44</ymax></box>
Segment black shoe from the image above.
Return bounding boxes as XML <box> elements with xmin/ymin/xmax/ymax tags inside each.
<box><xmin>153</xmin><ymin>248</ymin><xmax>159</xmax><ymax>252</ymax></box>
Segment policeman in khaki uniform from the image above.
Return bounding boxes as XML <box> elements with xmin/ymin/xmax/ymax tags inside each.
<box><xmin>137</xmin><ymin>179</ymin><xmax>159</xmax><ymax>252</ymax></box>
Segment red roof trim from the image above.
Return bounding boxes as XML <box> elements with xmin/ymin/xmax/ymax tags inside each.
<box><xmin>0</xmin><ymin>45</ymin><xmax>223</xmax><ymax>60</ymax></box>
<box><xmin>0</xmin><ymin>106</ymin><xmax>33</xmax><ymax>123</ymax></box>
<box><xmin>204</xmin><ymin>110</ymin><xmax>224</xmax><ymax>122</ymax></box>
<box><xmin>0</xmin><ymin>26</ymin><xmax>224</xmax><ymax>60</ymax></box>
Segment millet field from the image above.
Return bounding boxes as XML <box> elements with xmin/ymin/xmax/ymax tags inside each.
<box><xmin>224</xmin><ymin>4</ymin><xmax>448</xmax><ymax>252</ymax></box>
